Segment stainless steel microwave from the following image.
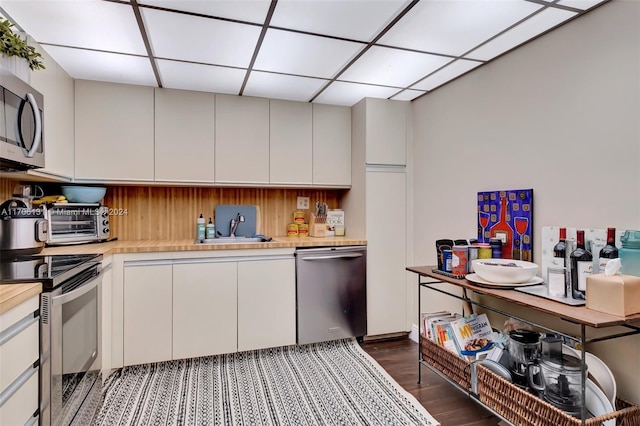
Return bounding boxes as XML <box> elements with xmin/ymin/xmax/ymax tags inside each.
<box><xmin>0</xmin><ymin>67</ymin><xmax>44</xmax><ymax>171</ymax></box>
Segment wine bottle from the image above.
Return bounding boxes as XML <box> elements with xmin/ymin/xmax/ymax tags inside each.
<box><xmin>489</xmin><ymin>196</ymin><xmax>513</xmax><ymax>259</ymax></box>
<box><xmin>553</xmin><ymin>227</ymin><xmax>567</xmax><ymax>266</ymax></box>
<box><xmin>598</xmin><ymin>227</ymin><xmax>619</xmax><ymax>272</ymax></box>
<box><xmin>570</xmin><ymin>230</ymin><xmax>592</xmax><ymax>300</ymax></box>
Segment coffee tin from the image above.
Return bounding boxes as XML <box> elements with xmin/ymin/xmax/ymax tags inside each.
<box><xmin>442</xmin><ymin>249</ymin><xmax>453</xmax><ymax>272</ymax></box>
<box><xmin>293</xmin><ymin>211</ymin><xmax>305</xmax><ymax>224</ymax></box>
<box><xmin>468</xmin><ymin>245</ymin><xmax>479</xmax><ymax>273</ymax></box>
<box><xmin>451</xmin><ymin>245</ymin><xmax>468</xmax><ymax>276</ymax></box>
<box><xmin>298</xmin><ymin>223</ymin><xmax>309</xmax><ymax>237</ymax></box>
<box><xmin>477</xmin><ymin>243</ymin><xmax>492</xmax><ymax>259</ymax></box>
<box><xmin>286</xmin><ymin>223</ymin><xmax>299</xmax><ymax>237</ymax></box>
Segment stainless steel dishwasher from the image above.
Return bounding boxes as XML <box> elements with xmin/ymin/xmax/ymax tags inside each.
<box><xmin>295</xmin><ymin>246</ymin><xmax>367</xmax><ymax>345</ymax></box>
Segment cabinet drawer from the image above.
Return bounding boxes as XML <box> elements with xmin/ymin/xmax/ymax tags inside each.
<box><xmin>0</xmin><ymin>319</ymin><xmax>39</xmax><ymax>391</ymax></box>
<box><xmin>0</xmin><ymin>366</ymin><xmax>38</xmax><ymax>426</ymax></box>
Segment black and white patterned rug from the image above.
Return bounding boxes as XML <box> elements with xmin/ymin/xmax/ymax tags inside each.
<box><xmin>93</xmin><ymin>339</ymin><xmax>439</xmax><ymax>426</ymax></box>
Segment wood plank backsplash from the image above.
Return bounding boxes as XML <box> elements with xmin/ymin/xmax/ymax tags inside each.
<box><xmin>105</xmin><ymin>186</ymin><xmax>343</xmax><ymax>240</ymax></box>
<box><xmin>0</xmin><ymin>178</ymin><xmax>343</xmax><ymax>240</ymax></box>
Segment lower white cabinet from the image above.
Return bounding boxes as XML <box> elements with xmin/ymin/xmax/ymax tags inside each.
<box><xmin>237</xmin><ymin>259</ymin><xmax>296</xmax><ymax>351</ymax></box>
<box><xmin>123</xmin><ymin>264</ymin><xmax>173</xmax><ymax>366</ymax></box>
<box><xmin>173</xmin><ymin>262</ymin><xmax>237</xmax><ymax>359</ymax></box>
<box><xmin>120</xmin><ymin>252</ymin><xmax>296</xmax><ymax>366</ymax></box>
<box><xmin>0</xmin><ymin>293</ymin><xmax>40</xmax><ymax>425</ymax></box>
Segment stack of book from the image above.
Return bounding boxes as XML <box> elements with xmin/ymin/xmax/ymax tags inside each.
<box><xmin>421</xmin><ymin>311</ymin><xmax>495</xmax><ymax>359</ymax></box>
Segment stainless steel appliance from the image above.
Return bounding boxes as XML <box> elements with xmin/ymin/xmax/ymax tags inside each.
<box><xmin>0</xmin><ymin>253</ymin><xmax>104</xmax><ymax>425</ymax></box>
<box><xmin>295</xmin><ymin>246</ymin><xmax>367</xmax><ymax>345</ymax></box>
<box><xmin>42</xmin><ymin>203</ymin><xmax>110</xmax><ymax>246</ymax></box>
<box><xmin>0</xmin><ymin>67</ymin><xmax>44</xmax><ymax>171</ymax></box>
<box><xmin>0</xmin><ymin>199</ymin><xmax>48</xmax><ymax>255</ymax></box>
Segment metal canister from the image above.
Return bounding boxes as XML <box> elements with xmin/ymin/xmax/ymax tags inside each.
<box><xmin>468</xmin><ymin>245</ymin><xmax>479</xmax><ymax>273</ymax></box>
<box><xmin>287</xmin><ymin>223</ymin><xmax>299</xmax><ymax>237</ymax></box>
<box><xmin>293</xmin><ymin>211</ymin><xmax>305</xmax><ymax>224</ymax></box>
<box><xmin>452</xmin><ymin>245</ymin><xmax>468</xmax><ymax>276</ymax></box>
<box><xmin>442</xmin><ymin>249</ymin><xmax>453</xmax><ymax>272</ymax></box>
<box><xmin>477</xmin><ymin>243</ymin><xmax>492</xmax><ymax>259</ymax></box>
<box><xmin>489</xmin><ymin>238</ymin><xmax>503</xmax><ymax>258</ymax></box>
<box><xmin>298</xmin><ymin>223</ymin><xmax>309</xmax><ymax>237</ymax></box>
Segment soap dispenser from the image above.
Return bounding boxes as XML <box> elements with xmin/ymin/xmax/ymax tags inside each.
<box><xmin>197</xmin><ymin>214</ymin><xmax>206</xmax><ymax>241</ymax></box>
<box><xmin>206</xmin><ymin>218</ymin><xmax>216</xmax><ymax>239</ymax></box>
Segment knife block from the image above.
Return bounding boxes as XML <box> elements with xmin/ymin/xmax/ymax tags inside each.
<box><xmin>309</xmin><ymin>213</ymin><xmax>326</xmax><ymax>238</ymax></box>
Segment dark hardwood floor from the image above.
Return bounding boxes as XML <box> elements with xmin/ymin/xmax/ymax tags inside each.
<box><xmin>361</xmin><ymin>336</ymin><xmax>501</xmax><ymax>426</ymax></box>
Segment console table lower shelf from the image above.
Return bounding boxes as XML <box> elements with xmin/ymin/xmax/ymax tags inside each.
<box><xmin>420</xmin><ymin>336</ymin><xmax>640</xmax><ymax>426</ymax></box>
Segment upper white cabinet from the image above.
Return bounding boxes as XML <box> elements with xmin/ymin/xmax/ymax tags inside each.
<box><xmin>269</xmin><ymin>99</ymin><xmax>312</xmax><ymax>186</ymax></box>
<box><xmin>215</xmin><ymin>94</ymin><xmax>269</xmax><ymax>184</ymax></box>
<box><xmin>363</xmin><ymin>98</ymin><xmax>408</xmax><ymax>166</ymax></box>
<box><xmin>75</xmin><ymin>80</ymin><xmax>154</xmax><ymax>181</ymax></box>
<box><xmin>312</xmin><ymin>104</ymin><xmax>351</xmax><ymax>187</ymax></box>
<box><xmin>27</xmin><ymin>44</ymin><xmax>74</xmax><ymax>179</ymax></box>
<box><xmin>155</xmin><ymin>88</ymin><xmax>215</xmax><ymax>183</ymax></box>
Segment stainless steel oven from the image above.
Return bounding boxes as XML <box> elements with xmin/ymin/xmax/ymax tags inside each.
<box><xmin>40</xmin><ymin>259</ymin><xmax>103</xmax><ymax>425</ymax></box>
<box><xmin>0</xmin><ymin>253</ymin><xmax>103</xmax><ymax>425</ymax></box>
<box><xmin>43</xmin><ymin>204</ymin><xmax>110</xmax><ymax>246</ymax></box>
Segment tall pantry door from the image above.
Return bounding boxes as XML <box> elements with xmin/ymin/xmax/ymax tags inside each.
<box><xmin>366</xmin><ymin>169</ymin><xmax>407</xmax><ymax>335</ymax></box>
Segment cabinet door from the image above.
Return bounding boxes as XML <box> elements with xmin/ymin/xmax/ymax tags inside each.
<box><xmin>366</xmin><ymin>170</ymin><xmax>407</xmax><ymax>335</ymax></box>
<box><xmin>75</xmin><ymin>80</ymin><xmax>154</xmax><ymax>181</ymax></box>
<box><xmin>312</xmin><ymin>103</ymin><xmax>351</xmax><ymax>187</ymax></box>
<box><xmin>29</xmin><ymin>47</ymin><xmax>75</xmax><ymax>179</ymax></box>
<box><xmin>237</xmin><ymin>258</ymin><xmax>296</xmax><ymax>351</ymax></box>
<box><xmin>269</xmin><ymin>99</ymin><xmax>312</xmax><ymax>185</ymax></box>
<box><xmin>365</xmin><ymin>98</ymin><xmax>407</xmax><ymax>166</ymax></box>
<box><xmin>123</xmin><ymin>264</ymin><xmax>172</xmax><ymax>366</ymax></box>
<box><xmin>173</xmin><ymin>262</ymin><xmax>237</xmax><ymax>359</ymax></box>
<box><xmin>155</xmin><ymin>89</ymin><xmax>215</xmax><ymax>182</ymax></box>
<box><xmin>100</xmin><ymin>263</ymin><xmax>113</xmax><ymax>373</ymax></box>
<box><xmin>215</xmin><ymin>94</ymin><xmax>269</xmax><ymax>184</ymax></box>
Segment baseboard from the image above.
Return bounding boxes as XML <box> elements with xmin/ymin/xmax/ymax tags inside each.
<box><xmin>363</xmin><ymin>331</ymin><xmax>409</xmax><ymax>342</ymax></box>
<box><xmin>409</xmin><ymin>324</ymin><xmax>419</xmax><ymax>343</ymax></box>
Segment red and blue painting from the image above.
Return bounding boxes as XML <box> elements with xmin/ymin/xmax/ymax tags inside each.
<box><xmin>477</xmin><ymin>189</ymin><xmax>533</xmax><ymax>261</ymax></box>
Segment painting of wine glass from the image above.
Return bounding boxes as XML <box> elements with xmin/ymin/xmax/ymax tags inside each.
<box><xmin>477</xmin><ymin>189</ymin><xmax>533</xmax><ymax>261</ymax></box>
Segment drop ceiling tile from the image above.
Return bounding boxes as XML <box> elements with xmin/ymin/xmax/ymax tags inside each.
<box><xmin>243</xmin><ymin>72</ymin><xmax>328</xmax><ymax>102</ymax></box>
<box><xmin>139</xmin><ymin>0</ymin><xmax>271</xmax><ymax>24</ymax></box>
<box><xmin>411</xmin><ymin>59</ymin><xmax>483</xmax><ymax>91</ymax></box>
<box><xmin>142</xmin><ymin>8</ymin><xmax>261</xmax><ymax>67</ymax></box>
<box><xmin>339</xmin><ymin>46</ymin><xmax>451</xmax><ymax>87</ymax></box>
<box><xmin>0</xmin><ymin>0</ymin><xmax>147</xmax><ymax>55</ymax></box>
<box><xmin>41</xmin><ymin>46</ymin><xmax>157</xmax><ymax>86</ymax></box>
<box><xmin>466</xmin><ymin>8</ymin><xmax>577</xmax><ymax>61</ymax></box>
<box><xmin>314</xmin><ymin>81</ymin><xmax>398</xmax><ymax>106</ymax></box>
<box><xmin>270</xmin><ymin>0</ymin><xmax>407</xmax><ymax>41</ymax></box>
<box><xmin>556</xmin><ymin>0</ymin><xmax>607</xmax><ymax>10</ymax></box>
<box><xmin>254</xmin><ymin>29</ymin><xmax>364</xmax><ymax>79</ymax></box>
<box><xmin>378</xmin><ymin>0</ymin><xmax>543</xmax><ymax>56</ymax></box>
<box><xmin>156</xmin><ymin>60</ymin><xmax>246</xmax><ymax>94</ymax></box>
<box><xmin>390</xmin><ymin>89</ymin><xmax>426</xmax><ymax>101</ymax></box>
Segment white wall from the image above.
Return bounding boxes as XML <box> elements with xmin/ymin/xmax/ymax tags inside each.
<box><xmin>410</xmin><ymin>0</ymin><xmax>640</xmax><ymax>403</ymax></box>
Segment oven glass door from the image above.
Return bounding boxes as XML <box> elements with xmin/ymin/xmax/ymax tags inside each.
<box><xmin>49</xmin><ymin>208</ymin><xmax>99</xmax><ymax>240</ymax></box>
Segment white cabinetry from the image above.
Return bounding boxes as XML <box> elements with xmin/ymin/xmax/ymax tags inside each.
<box><xmin>155</xmin><ymin>89</ymin><xmax>215</xmax><ymax>183</ymax></box>
<box><xmin>123</xmin><ymin>263</ymin><xmax>172</xmax><ymax>366</ymax></box>
<box><xmin>29</xmin><ymin>45</ymin><xmax>75</xmax><ymax>179</ymax></box>
<box><xmin>173</xmin><ymin>262</ymin><xmax>237</xmax><ymax>359</ymax></box>
<box><xmin>269</xmin><ymin>100</ymin><xmax>312</xmax><ymax>186</ymax></box>
<box><xmin>345</xmin><ymin>97</ymin><xmax>410</xmax><ymax>337</ymax></box>
<box><xmin>237</xmin><ymin>258</ymin><xmax>296</xmax><ymax>351</ymax></box>
<box><xmin>0</xmin><ymin>293</ymin><xmax>40</xmax><ymax>425</ymax></box>
<box><xmin>215</xmin><ymin>95</ymin><xmax>269</xmax><ymax>184</ymax></box>
<box><xmin>312</xmin><ymin>104</ymin><xmax>351</xmax><ymax>187</ymax></box>
<box><xmin>364</xmin><ymin>98</ymin><xmax>407</xmax><ymax>166</ymax></box>
<box><xmin>75</xmin><ymin>80</ymin><xmax>155</xmax><ymax>181</ymax></box>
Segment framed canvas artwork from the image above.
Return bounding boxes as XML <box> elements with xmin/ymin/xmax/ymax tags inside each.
<box><xmin>477</xmin><ymin>189</ymin><xmax>533</xmax><ymax>261</ymax></box>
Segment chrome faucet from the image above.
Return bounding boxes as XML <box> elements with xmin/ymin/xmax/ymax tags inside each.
<box><xmin>229</xmin><ymin>213</ymin><xmax>245</xmax><ymax>237</ymax></box>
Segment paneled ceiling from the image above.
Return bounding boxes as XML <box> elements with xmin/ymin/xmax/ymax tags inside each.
<box><xmin>0</xmin><ymin>0</ymin><xmax>607</xmax><ymax>106</ymax></box>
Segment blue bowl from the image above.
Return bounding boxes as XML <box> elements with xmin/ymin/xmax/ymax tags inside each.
<box><xmin>61</xmin><ymin>186</ymin><xmax>107</xmax><ymax>203</ymax></box>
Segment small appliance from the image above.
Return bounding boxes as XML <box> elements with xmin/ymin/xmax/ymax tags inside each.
<box><xmin>0</xmin><ymin>198</ymin><xmax>48</xmax><ymax>255</ymax></box>
<box><xmin>42</xmin><ymin>203</ymin><xmax>110</xmax><ymax>245</ymax></box>
<box><xmin>507</xmin><ymin>329</ymin><xmax>541</xmax><ymax>387</ymax></box>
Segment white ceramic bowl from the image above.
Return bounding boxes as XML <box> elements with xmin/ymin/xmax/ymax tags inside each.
<box><xmin>471</xmin><ymin>259</ymin><xmax>539</xmax><ymax>284</ymax></box>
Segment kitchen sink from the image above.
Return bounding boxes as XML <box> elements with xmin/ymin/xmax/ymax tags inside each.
<box><xmin>195</xmin><ymin>237</ymin><xmax>271</xmax><ymax>244</ymax></box>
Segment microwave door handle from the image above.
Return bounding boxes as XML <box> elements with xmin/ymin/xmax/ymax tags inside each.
<box><xmin>52</xmin><ymin>274</ymin><xmax>101</xmax><ymax>306</ymax></box>
<box><xmin>17</xmin><ymin>93</ymin><xmax>42</xmax><ymax>158</ymax></box>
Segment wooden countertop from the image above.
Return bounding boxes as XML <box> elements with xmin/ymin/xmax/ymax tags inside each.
<box><xmin>408</xmin><ymin>265</ymin><xmax>640</xmax><ymax>328</ymax></box>
<box><xmin>0</xmin><ymin>282</ymin><xmax>41</xmax><ymax>315</ymax></box>
<box><xmin>40</xmin><ymin>236</ymin><xmax>367</xmax><ymax>256</ymax></box>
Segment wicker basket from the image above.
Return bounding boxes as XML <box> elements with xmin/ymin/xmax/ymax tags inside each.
<box><xmin>476</xmin><ymin>364</ymin><xmax>640</xmax><ymax>426</ymax></box>
<box><xmin>419</xmin><ymin>335</ymin><xmax>471</xmax><ymax>391</ymax></box>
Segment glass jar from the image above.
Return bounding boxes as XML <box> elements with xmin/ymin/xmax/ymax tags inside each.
<box><xmin>619</xmin><ymin>230</ymin><xmax>640</xmax><ymax>277</ymax></box>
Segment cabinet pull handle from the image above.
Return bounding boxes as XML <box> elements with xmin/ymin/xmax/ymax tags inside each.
<box><xmin>0</xmin><ymin>365</ymin><xmax>38</xmax><ymax>408</ymax></box>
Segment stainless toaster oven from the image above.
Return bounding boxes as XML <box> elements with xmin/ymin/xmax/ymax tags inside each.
<box><xmin>43</xmin><ymin>203</ymin><xmax>110</xmax><ymax>245</ymax></box>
